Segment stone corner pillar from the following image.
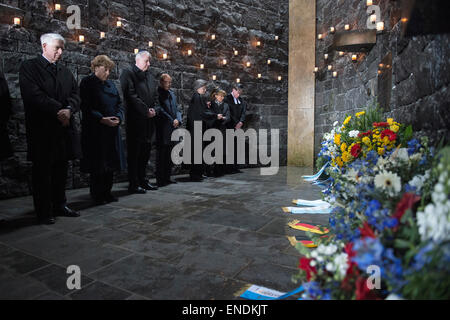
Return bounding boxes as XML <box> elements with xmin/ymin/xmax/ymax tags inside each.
<box><xmin>288</xmin><ymin>0</ymin><xmax>316</xmax><ymax>168</ymax></box>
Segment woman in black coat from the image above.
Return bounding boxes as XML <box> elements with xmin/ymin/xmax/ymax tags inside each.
<box><xmin>204</xmin><ymin>88</ymin><xmax>230</xmax><ymax>177</ymax></box>
<box><xmin>80</xmin><ymin>55</ymin><xmax>126</xmax><ymax>204</ymax></box>
<box><xmin>187</xmin><ymin>79</ymin><xmax>208</xmax><ymax>181</ymax></box>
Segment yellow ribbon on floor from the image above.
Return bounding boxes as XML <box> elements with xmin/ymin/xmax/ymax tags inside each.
<box><xmin>287</xmin><ymin>219</ymin><xmax>329</xmax><ymax>234</ymax></box>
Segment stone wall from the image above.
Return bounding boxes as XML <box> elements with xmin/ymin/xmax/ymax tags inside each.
<box><xmin>314</xmin><ymin>0</ymin><xmax>450</xmax><ymax>160</ymax></box>
<box><xmin>0</xmin><ymin>0</ymin><xmax>289</xmax><ymax>199</ymax></box>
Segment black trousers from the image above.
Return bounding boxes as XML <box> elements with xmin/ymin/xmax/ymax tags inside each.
<box><xmin>127</xmin><ymin>138</ymin><xmax>151</xmax><ymax>187</ymax></box>
<box><xmin>225</xmin><ymin>129</ymin><xmax>240</xmax><ymax>173</ymax></box>
<box><xmin>32</xmin><ymin>159</ymin><xmax>68</xmax><ymax>220</ymax></box>
<box><xmin>90</xmin><ymin>171</ymin><xmax>114</xmax><ymax>200</ymax></box>
<box><xmin>156</xmin><ymin>144</ymin><xmax>173</xmax><ymax>184</ymax></box>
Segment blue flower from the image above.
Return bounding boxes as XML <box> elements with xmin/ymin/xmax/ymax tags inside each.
<box><xmin>352</xmin><ymin>237</ymin><xmax>384</xmax><ymax>271</ymax></box>
<box><xmin>407</xmin><ymin>139</ymin><xmax>421</xmax><ymax>155</ymax></box>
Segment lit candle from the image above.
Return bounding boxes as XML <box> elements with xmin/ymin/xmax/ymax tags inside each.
<box><xmin>352</xmin><ymin>54</ymin><xmax>357</xmax><ymax>61</ymax></box>
<box><xmin>187</xmin><ymin>49</ymin><xmax>192</xmax><ymax>56</ymax></box>
<box><xmin>79</xmin><ymin>35</ymin><xmax>85</xmax><ymax>43</ymax></box>
<box><xmin>134</xmin><ymin>48</ymin><xmax>139</xmax><ymax>54</ymax></box>
<box><xmin>376</xmin><ymin>21</ymin><xmax>384</xmax><ymax>32</ymax></box>
<box><xmin>345</xmin><ymin>24</ymin><xmax>350</xmax><ymax>30</ymax></box>
<box><xmin>278</xmin><ymin>76</ymin><xmax>282</xmax><ymax>81</ymax></box>
<box><xmin>211</xmin><ymin>34</ymin><xmax>216</xmax><ymax>40</ymax></box>
<box><xmin>267</xmin><ymin>59</ymin><xmax>271</xmax><ymax>65</ymax></box>
<box><xmin>314</xmin><ymin>67</ymin><xmax>319</xmax><ymax>73</ymax></box>
<box><xmin>148</xmin><ymin>41</ymin><xmax>153</xmax><ymax>47</ymax></box>
<box><xmin>55</xmin><ymin>4</ymin><xmax>61</xmax><ymax>11</ymax></box>
<box><xmin>212</xmin><ymin>75</ymin><xmax>217</xmax><ymax>80</ymax></box>
<box><xmin>378</xmin><ymin>70</ymin><xmax>382</xmax><ymax>75</ymax></box>
<box><xmin>200</xmin><ymin>64</ymin><xmax>204</xmax><ymax>69</ymax></box>
<box><xmin>258</xmin><ymin>73</ymin><xmax>262</xmax><ymax>79</ymax></box>
<box><xmin>367</xmin><ymin>0</ymin><xmax>373</xmax><ymax>6</ymax></box>
<box><xmin>330</xmin><ymin>27</ymin><xmax>335</xmax><ymax>33</ymax></box>
<box><xmin>275</xmin><ymin>36</ymin><xmax>279</xmax><ymax>41</ymax></box>
<box><xmin>222</xmin><ymin>59</ymin><xmax>227</xmax><ymax>65</ymax></box>
<box><xmin>324</xmin><ymin>53</ymin><xmax>329</xmax><ymax>60</ymax></box>
<box><xmin>176</xmin><ymin>37</ymin><xmax>181</xmax><ymax>43</ymax></box>
<box><xmin>370</xmin><ymin>14</ymin><xmax>377</xmax><ymax>23</ymax></box>
<box><xmin>333</xmin><ymin>71</ymin><xmax>338</xmax><ymax>78</ymax></box>
<box><xmin>163</xmin><ymin>53</ymin><xmax>168</xmax><ymax>60</ymax></box>
<box><xmin>13</xmin><ymin>17</ymin><xmax>21</xmax><ymax>26</ymax></box>
<box><xmin>236</xmin><ymin>78</ymin><xmax>240</xmax><ymax>83</ymax></box>
<box><xmin>339</xmin><ymin>51</ymin><xmax>344</xmax><ymax>56</ymax></box>
<box><xmin>317</xmin><ymin>34</ymin><xmax>323</xmax><ymax>40</ymax></box>
<box><xmin>328</xmin><ymin>65</ymin><xmax>332</xmax><ymax>71</ymax></box>
<box><xmin>256</xmin><ymin>41</ymin><xmax>261</xmax><ymax>47</ymax></box>
<box><xmin>100</xmin><ymin>32</ymin><xmax>106</xmax><ymax>39</ymax></box>
<box><xmin>401</xmin><ymin>18</ymin><xmax>408</xmax><ymax>23</ymax></box>
<box><xmin>379</xmin><ymin>63</ymin><xmax>384</xmax><ymax>68</ymax></box>
<box><xmin>246</xmin><ymin>62</ymin><xmax>251</xmax><ymax>67</ymax></box>
<box><xmin>117</xmin><ymin>20</ymin><xmax>122</xmax><ymax>28</ymax></box>
<box><xmin>234</xmin><ymin>50</ymin><xmax>238</xmax><ymax>56</ymax></box>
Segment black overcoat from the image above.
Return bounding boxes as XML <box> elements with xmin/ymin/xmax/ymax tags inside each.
<box><xmin>224</xmin><ymin>93</ymin><xmax>247</xmax><ymax>128</ymax></box>
<box><xmin>79</xmin><ymin>74</ymin><xmax>126</xmax><ymax>174</ymax></box>
<box><xmin>155</xmin><ymin>86</ymin><xmax>182</xmax><ymax>146</ymax></box>
<box><xmin>119</xmin><ymin>65</ymin><xmax>159</xmax><ymax>142</ymax></box>
<box><xmin>19</xmin><ymin>55</ymin><xmax>81</xmax><ymax>162</ymax></box>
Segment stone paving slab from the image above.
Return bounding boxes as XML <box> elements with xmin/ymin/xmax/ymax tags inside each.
<box><xmin>0</xmin><ymin>167</ymin><xmax>328</xmax><ymax>300</ymax></box>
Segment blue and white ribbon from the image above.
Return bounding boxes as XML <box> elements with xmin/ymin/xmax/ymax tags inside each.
<box><xmin>292</xmin><ymin>199</ymin><xmax>330</xmax><ymax>207</ymax></box>
<box><xmin>240</xmin><ymin>284</ymin><xmax>304</xmax><ymax>300</ymax></box>
<box><xmin>302</xmin><ymin>162</ymin><xmax>330</xmax><ymax>182</ymax></box>
<box><xmin>283</xmin><ymin>206</ymin><xmax>332</xmax><ymax>214</ymax></box>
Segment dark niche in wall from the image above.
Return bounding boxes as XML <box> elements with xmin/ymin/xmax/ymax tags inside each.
<box><xmin>377</xmin><ymin>52</ymin><xmax>393</xmax><ymax>112</ymax></box>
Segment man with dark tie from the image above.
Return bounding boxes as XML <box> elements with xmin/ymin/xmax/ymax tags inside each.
<box><xmin>19</xmin><ymin>33</ymin><xmax>81</xmax><ymax>225</ymax></box>
<box><xmin>120</xmin><ymin>51</ymin><xmax>159</xmax><ymax>193</ymax></box>
<box><xmin>224</xmin><ymin>83</ymin><xmax>247</xmax><ymax>174</ymax></box>
<box><xmin>155</xmin><ymin>74</ymin><xmax>182</xmax><ymax>187</ymax></box>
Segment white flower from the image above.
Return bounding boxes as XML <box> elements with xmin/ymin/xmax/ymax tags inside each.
<box><xmin>326</xmin><ymin>262</ymin><xmax>335</xmax><ymax>272</ymax></box>
<box><xmin>374</xmin><ymin>171</ymin><xmax>402</xmax><ymax>195</ymax></box>
<box><xmin>310</xmin><ymin>260</ymin><xmax>317</xmax><ymax>267</ymax></box>
<box><xmin>333</xmin><ymin>253</ymin><xmax>349</xmax><ymax>278</ymax></box>
<box><xmin>385</xmin><ymin>294</ymin><xmax>404</xmax><ymax>300</ymax></box>
<box><xmin>408</xmin><ymin>170</ymin><xmax>430</xmax><ymax>192</ymax></box>
<box><xmin>333</xmin><ymin>121</ymin><xmax>339</xmax><ymax>127</ymax></box>
<box><xmin>390</xmin><ymin>148</ymin><xmax>409</xmax><ymax>163</ymax></box>
<box><xmin>348</xmin><ymin>130</ymin><xmax>360</xmax><ymax>138</ymax></box>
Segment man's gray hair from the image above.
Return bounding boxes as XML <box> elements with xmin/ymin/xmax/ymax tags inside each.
<box><xmin>135</xmin><ymin>50</ymin><xmax>151</xmax><ymax>61</ymax></box>
<box><xmin>40</xmin><ymin>33</ymin><xmax>66</xmax><ymax>46</ymax></box>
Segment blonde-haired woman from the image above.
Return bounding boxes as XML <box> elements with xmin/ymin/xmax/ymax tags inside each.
<box><xmin>80</xmin><ymin>55</ymin><xmax>126</xmax><ymax>204</ymax></box>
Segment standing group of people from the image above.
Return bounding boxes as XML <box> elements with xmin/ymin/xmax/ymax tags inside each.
<box><xmin>0</xmin><ymin>33</ymin><xmax>248</xmax><ymax>225</ymax></box>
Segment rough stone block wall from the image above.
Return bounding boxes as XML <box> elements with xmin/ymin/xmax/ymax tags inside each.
<box><xmin>314</xmin><ymin>0</ymin><xmax>450</xmax><ymax>159</ymax></box>
<box><xmin>0</xmin><ymin>0</ymin><xmax>289</xmax><ymax>199</ymax></box>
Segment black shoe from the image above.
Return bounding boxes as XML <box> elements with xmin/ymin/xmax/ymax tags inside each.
<box><xmin>167</xmin><ymin>179</ymin><xmax>177</xmax><ymax>184</ymax></box>
<box><xmin>54</xmin><ymin>206</ymin><xmax>80</xmax><ymax>217</ymax></box>
<box><xmin>140</xmin><ymin>182</ymin><xmax>159</xmax><ymax>191</ymax></box>
<box><xmin>190</xmin><ymin>175</ymin><xmax>203</xmax><ymax>182</ymax></box>
<box><xmin>104</xmin><ymin>194</ymin><xmax>119</xmax><ymax>203</ymax></box>
<box><xmin>37</xmin><ymin>217</ymin><xmax>56</xmax><ymax>225</ymax></box>
<box><xmin>92</xmin><ymin>198</ymin><xmax>107</xmax><ymax>205</ymax></box>
<box><xmin>157</xmin><ymin>181</ymin><xmax>168</xmax><ymax>187</ymax></box>
<box><xmin>128</xmin><ymin>186</ymin><xmax>147</xmax><ymax>194</ymax></box>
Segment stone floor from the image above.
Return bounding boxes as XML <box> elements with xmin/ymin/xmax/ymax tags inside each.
<box><xmin>0</xmin><ymin>166</ymin><xmax>329</xmax><ymax>300</ymax></box>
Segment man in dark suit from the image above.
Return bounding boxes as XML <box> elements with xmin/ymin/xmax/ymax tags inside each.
<box><xmin>155</xmin><ymin>74</ymin><xmax>182</xmax><ymax>187</ymax></box>
<box><xmin>120</xmin><ymin>51</ymin><xmax>159</xmax><ymax>193</ymax></box>
<box><xmin>224</xmin><ymin>83</ymin><xmax>247</xmax><ymax>174</ymax></box>
<box><xmin>19</xmin><ymin>33</ymin><xmax>81</xmax><ymax>225</ymax></box>
<box><xmin>0</xmin><ymin>71</ymin><xmax>13</xmax><ymax>160</ymax></box>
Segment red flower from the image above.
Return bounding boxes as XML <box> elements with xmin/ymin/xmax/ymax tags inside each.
<box><xmin>350</xmin><ymin>143</ymin><xmax>362</xmax><ymax>158</ymax></box>
<box><xmin>359</xmin><ymin>222</ymin><xmax>376</xmax><ymax>238</ymax></box>
<box><xmin>393</xmin><ymin>193</ymin><xmax>421</xmax><ymax>230</ymax></box>
<box><xmin>373</xmin><ymin>122</ymin><xmax>389</xmax><ymax>127</ymax></box>
<box><xmin>380</xmin><ymin>129</ymin><xmax>397</xmax><ymax>141</ymax></box>
<box><xmin>358</xmin><ymin>130</ymin><xmax>372</xmax><ymax>138</ymax></box>
<box><xmin>341</xmin><ymin>243</ymin><xmax>360</xmax><ymax>292</ymax></box>
<box><xmin>355</xmin><ymin>277</ymin><xmax>380</xmax><ymax>300</ymax></box>
<box><xmin>298</xmin><ymin>257</ymin><xmax>317</xmax><ymax>281</ymax></box>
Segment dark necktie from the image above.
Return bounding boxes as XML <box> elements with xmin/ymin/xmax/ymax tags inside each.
<box><xmin>50</xmin><ymin>63</ymin><xmax>57</xmax><ymax>75</ymax></box>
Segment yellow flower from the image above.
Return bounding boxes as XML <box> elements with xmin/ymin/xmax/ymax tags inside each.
<box><xmin>336</xmin><ymin>157</ymin><xmax>344</xmax><ymax>167</ymax></box>
<box><xmin>342</xmin><ymin>151</ymin><xmax>352</xmax><ymax>163</ymax></box>
<box><xmin>334</xmin><ymin>134</ymin><xmax>341</xmax><ymax>146</ymax></box>
<box><xmin>362</xmin><ymin>136</ymin><xmax>371</xmax><ymax>146</ymax></box>
<box><xmin>390</xmin><ymin>124</ymin><xmax>400</xmax><ymax>133</ymax></box>
<box><xmin>356</xmin><ymin>111</ymin><xmax>365</xmax><ymax>118</ymax></box>
<box><xmin>343</xmin><ymin>116</ymin><xmax>352</xmax><ymax>126</ymax></box>
<box><xmin>378</xmin><ymin>147</ymin><xmax>385</xmax><ymax>156</ymax></box>
<box><xmin>341</xmin><ymin>143</ymin><xmax>348</xmax><ymax>153</ymax></box>
<box><xmin>387</xmin><ymin>118</ymin><xmax>394</xmax><ymax>125</ymax></box>
<box><xmin>382</xmin><ymin>136</ymin><xmax>390</xmax><ymax>146</ymax></box>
